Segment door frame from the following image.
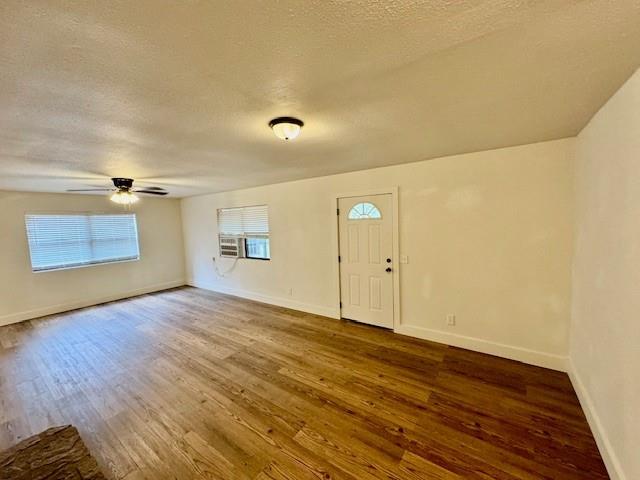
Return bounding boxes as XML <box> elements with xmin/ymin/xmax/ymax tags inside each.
<box><xmin>332</xmin><ymin>187</ymin><xmax>401</xmax><ymax>330</ymax></box>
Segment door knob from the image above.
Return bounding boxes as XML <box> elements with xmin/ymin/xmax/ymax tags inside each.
<box><xmin>386</xmin><ymin>258</ymin><xmax>392</xmax><ymax>263</ymax></box>
<box><xmin>385</xmin><ymin>267</ymin><xmax>392</xmax><ymax>273</ymax></box>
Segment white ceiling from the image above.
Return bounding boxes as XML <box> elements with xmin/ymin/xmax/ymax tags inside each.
<box><xmin>1</xmin><ymin>0</ymin><xmax>639</xmax><ymax>197</ymax></box>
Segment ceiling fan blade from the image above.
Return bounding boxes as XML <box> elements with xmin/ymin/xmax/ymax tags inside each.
<box><xmin>137</xmin><ymin>186</ymin><xmax>165</xmax><ymax>191</ymax></box>
<box><xmin>66</xmin><ymin>188</ymin><xmax>113</xmax><ymax>192</ymax></box>
<box><xmin>134</xmin><ymin>189</ymin><xmax>169</xmax><ymax>195</ymax></box>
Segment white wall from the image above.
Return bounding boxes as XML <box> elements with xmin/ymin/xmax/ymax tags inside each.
<box><xmin>182</xmin><ymin>138</ymin><xmax>575</xmax><ymax>370</ymax></box>
<box><xmin>0</xmin><ymin>191</ymin><xmax>186</xmax><ymax>326</ymax></box>
<box><xmin>569</xmin><ymin>69</ymin><xmax>640</xmax><ymax>480</ymax></box>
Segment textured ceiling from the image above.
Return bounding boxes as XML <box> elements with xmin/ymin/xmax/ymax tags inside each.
<box><xmin>1</xmin><ymin>0</ymin><xmax>640</xmax><ymax>197</ymax></box>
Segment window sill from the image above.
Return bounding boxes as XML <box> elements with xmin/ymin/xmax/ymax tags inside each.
<box><xmin>32</xmin><ymin>257</ymin><xmax>140</xmax><ymax>273</ymax></box>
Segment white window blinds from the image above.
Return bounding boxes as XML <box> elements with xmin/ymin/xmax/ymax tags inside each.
<box><xmin>218</xmin><ymin>205</ymin><xmax>269</xmax><ymax>236</ymax></box>
<box><xmin>25</xmin><ymin>214</ymin><xmax>140</xmax><ymax>272</ymax></box>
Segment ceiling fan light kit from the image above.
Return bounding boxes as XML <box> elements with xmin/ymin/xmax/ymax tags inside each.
<box><xmin>110</xmin><ymin>191</ymin><xmax>139</xmax><ymax>205</ymax></box>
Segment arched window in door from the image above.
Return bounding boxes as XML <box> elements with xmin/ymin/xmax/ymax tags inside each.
<box><xmin>348</xmin><ymin>202</ymin><xmax>382</xmax><ymax>219</ymax></box>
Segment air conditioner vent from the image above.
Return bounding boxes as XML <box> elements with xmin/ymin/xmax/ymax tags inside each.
<box><xmin>219</xmin><ymin>235</ymin><xmax>244</xmax><ymax>258</ymax></box>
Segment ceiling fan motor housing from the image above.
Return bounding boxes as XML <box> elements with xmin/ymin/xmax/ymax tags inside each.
<box><xmin>112</xmin><ymin>178</ymin><xmax>134</xmax><ymax>190</ymax></box>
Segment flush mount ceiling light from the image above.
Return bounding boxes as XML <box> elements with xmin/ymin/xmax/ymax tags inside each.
<box><xmin>269</xmin><ymin>117</ymin><xmax>304</xmax><ymax>141</ymax></box>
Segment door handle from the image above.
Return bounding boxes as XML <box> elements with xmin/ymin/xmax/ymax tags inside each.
<box><xmin>385</xmin><ymin>267</ymin><xmax>392</xmax><ymax>273</ymax></box>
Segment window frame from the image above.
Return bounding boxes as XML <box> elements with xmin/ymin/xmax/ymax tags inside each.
<box><xmin>24</xmin><ymin>212</ymin><xmax>141</xmax><ymax>273</ymax></box>
<box><xmin>217</xmin><ymin>205</ymin><xmax>270</xmax><ymax>261</ymax></box>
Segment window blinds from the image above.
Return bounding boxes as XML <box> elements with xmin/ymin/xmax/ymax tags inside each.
<box><xmin>25</xmin><ymin>214</ymin><xmax>140</xmax><ymax>272</ymax></box>
<box><xmin>218</xmin><ymin>205</ymin><xmax>269</xmax><ymax>236</ymax></box>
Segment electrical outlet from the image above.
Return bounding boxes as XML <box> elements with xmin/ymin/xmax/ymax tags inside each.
<box><xmin>446</xmin><ymin>314</ymin><xmax>456</xmax><ymax>326</ymax></box>
<box><xmin>400</xmin><ymin>255</ymin><xmax>409</xmax><ymax>264</ymax></box>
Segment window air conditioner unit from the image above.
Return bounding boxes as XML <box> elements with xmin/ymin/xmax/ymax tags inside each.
<box><xmin>219</xmin><ymin>235</ymin><xmax>244</xmax><ymax>258</ymax></box>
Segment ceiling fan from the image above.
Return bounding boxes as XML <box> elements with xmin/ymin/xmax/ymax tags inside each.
<box><xmin>67</xmin><ymin>177</ymin><xmax>168</xmax><ymax>205</ymax></box>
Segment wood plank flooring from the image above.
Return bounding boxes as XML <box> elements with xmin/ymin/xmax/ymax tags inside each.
<box><xmin>0</xmin><ymin>287</ymin><xmax>608</xmax><ymax>479</ymax></box>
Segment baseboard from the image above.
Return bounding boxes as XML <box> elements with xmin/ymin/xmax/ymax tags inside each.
<box><xmin>0</xmin><ymin>280</ymin><xmax>186</xmax><ymax>327</ymax></box>
<box><xmin>188</xmin><ymin>279</ymin><xmax>340</xmax><ymax>319</ymax></box>
<box><xmin>568</xmin><ymin>357</ymin><xmax>626</xmax><ymax>480</ymax></box>
<box><xmin>395</xmin><ymin>324</ymin><xmax>568</xmax><ymax>372</ymax></box>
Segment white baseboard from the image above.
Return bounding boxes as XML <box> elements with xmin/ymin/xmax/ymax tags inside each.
<box><xmin>394</xmin><ymin>324</ymin><xmax>568</xmax><ymax>372</ymax></box>
<box><xmin>0</xmin><ymin>280</ymin><xmax>186</xmax><ymax>327</ymax></box>
<box><xmin>188</xmin><ymin>279</ymin><xmax>340</xmax><ymax>319</ymax></box>
<box><xmin>567</xmin><ymin>357</ymin><xmax>626</xmax><ymax>480</ymax></box>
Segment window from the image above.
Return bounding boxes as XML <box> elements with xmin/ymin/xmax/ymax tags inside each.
<box><xmin>218</xmin><ymin>205</ymin><xmax>270</xmax><ymax>260</ymax></box>
<box><xmin>245</xmin><ymin>237</ymin><xmax>270</xmax><ymax>259</ymax></box>
<box><xmin>25</xmin><ymin>214</ymin><xmax>140</xmax><ymax>272</ymax></box>
<box><xmin>348</xmin><ymin>202</ymin><xmax>382</xmax><ymax>219</ymax></box>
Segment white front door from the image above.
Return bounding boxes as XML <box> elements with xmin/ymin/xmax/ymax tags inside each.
<box><xmin>338</xmin><ymin>194</ymin><xmax>394</xmax><ymax>329</ymax></box>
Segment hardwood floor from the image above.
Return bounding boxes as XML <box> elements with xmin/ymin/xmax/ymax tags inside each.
<box><xmin>0</xmin><ymin>287</ymin><xmax>607</xmax><ymax>479</ymax></box>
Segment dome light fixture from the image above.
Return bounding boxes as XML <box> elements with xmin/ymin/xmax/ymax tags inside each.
<box><xmin>110</xmin><ymin>190</ymin><xmax>139</xmax><ymax>205</ymax></box>
<box><xmin>269</xmin><ymin>116</ymin><xmax>304</xmax><ymax>141</ymax></box>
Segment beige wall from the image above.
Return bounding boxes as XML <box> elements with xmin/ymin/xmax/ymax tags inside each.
<box><xmin>0</xmin><ymin>191</ymin><xmax>186</xmax><ymax>326</ymax></box>
<box><xmin>182</xmin><ymin>138</ymin><xmax>575</xmax><ymax>370</ymax></box>
<box><xmin>570</xmin><ymin>69</ymin><xmax>640</xmax><ymax>480</ymax></box>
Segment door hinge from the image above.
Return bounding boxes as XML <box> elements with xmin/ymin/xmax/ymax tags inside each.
<box><xmin>338</xmin><ymin>255</ymin><xmax>341</xmax><ymax>263</ymax></box>
<box><xmin>337</xmin><ymin>208</ymin><xmax>340</xmax><ymax>215</ymax></box>
<box><xmin>339</xmin><ymin>301</ymin><xmax>342</xmax><ymax>308</ymax></box>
